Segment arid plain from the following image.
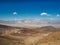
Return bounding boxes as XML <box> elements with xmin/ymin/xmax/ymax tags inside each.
<box><xmin>0</xmin><ymin>24</ymin><xmax>60</xmax><ymax>45</ymax></box>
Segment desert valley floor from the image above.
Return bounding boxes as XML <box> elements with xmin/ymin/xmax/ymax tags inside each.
<box><xmin>0</xmin><ymin>24</ymin><xmax>60</xmax><ymax>45</ymax></box>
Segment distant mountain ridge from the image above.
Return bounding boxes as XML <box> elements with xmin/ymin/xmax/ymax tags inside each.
<box><xmin>0</xmin><ymin>19</ymin><xmax>60</xmax><ymax>28</ymax></box>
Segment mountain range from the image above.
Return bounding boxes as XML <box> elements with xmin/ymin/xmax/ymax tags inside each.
<box><xmin>0</xmin><ymin>19</ymin><xmax>60</xmax><ymax>28</ymax></box>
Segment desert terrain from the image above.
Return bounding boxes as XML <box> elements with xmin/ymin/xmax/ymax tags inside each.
<box><xmin>0</xmin><ymin>24</ymin><xmax>60</xmax><ymax>45</ymax></box>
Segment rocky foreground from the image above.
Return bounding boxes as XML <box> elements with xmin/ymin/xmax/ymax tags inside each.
<box><xmin>0</xmin><ymin>24</ymin><xmax>60</xmax><ymax>45</ymax></box>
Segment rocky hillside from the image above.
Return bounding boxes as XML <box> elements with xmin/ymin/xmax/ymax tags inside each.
<box><xmin>36</xmin><ymin>31</ymin><xmax>60</xmax><ymax>45</ymax></box>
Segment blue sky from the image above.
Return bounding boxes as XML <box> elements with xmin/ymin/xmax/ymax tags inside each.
<box><xmin>0</xmin><ymin>0</ymin><xmax>60</xmax><ymax>20</ymax></box>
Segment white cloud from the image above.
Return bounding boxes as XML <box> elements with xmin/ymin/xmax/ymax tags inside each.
<box><xmin>57</xmin><ymin>14</ymin><xmax>60</xmax><ymax>16</ymax></box>
<box><xmin>13</xmin><ymin>12</ymin><xmax>17</xmax><ymax>15</ymax></box>
<box><xmin>49</xmin><ymin>18</ymin><xmax>54</xmax><ymax>20</ymax></box>
<box><xmin>40</xmin><ymin>12</ymin><xmax>50</xmax><ymax>16</ymax></box>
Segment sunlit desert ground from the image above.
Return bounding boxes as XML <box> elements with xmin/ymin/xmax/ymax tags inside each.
<box><xmin>0</xmin><ymin>24</ymin><xmax>60</xmax><ymax>45</ymax></box>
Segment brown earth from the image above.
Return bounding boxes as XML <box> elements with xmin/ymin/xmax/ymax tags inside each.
<box><xmin>0</xmin><ymin>24</ymin><xmax>60</xmax><ymax>45</ymax></box>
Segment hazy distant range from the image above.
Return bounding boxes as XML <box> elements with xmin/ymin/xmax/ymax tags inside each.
<box><xmin>0</xmin><ymin>19</ymin><xmax>60</xmax><ymax>28</ymax></box>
